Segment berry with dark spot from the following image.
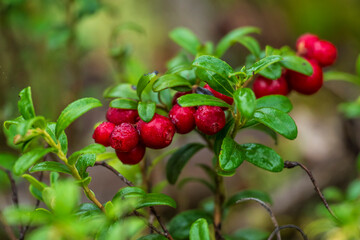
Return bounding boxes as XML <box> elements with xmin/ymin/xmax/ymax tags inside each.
<box><xmin>169</xmin><ymin>104</ymin><xmax>196</xmax><ymax>134</ymax></box>
<box><xmin>137</xmin><ymin>114</ymin><xmax>176</xmax><ymax>149</ymax></box>
<box><xmin>92</xmin><ymin>122</ymin><xmax>115</xmax><ymax>147</ymax></box>
<box><xmin>253</xmin><ymin>75</ymin><xmax>290</xmax><ymax>98</ymax></box>
<box><xmin>110</xmin><ymin>123</ymin><xmax>139</xmax><ymax>152</ymax></box>
<box><xmin>106</xmin><ymin>107</ymin><xmax>139</xmax><ymax>125</ymax></box>
<box><xmin>194</xmin><ymin>105</ymin><xmax>226</xmax><ymax>135</ymax></box>
<box><xmin>204</xmin><ymin>84</ymin><xmax>233</xmax><ymax>105</ymax></box>
<box><xmin>116</xmin><ymin>143</ymin><xmax>146</xmax><ymax>165</ymax></box>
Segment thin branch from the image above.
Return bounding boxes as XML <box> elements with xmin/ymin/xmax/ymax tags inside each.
<box><xmin>150</xmin><ymin>207</ymin><xmax>174</xmax><ymax>240</ymax></box>
<box><xmin>236</xmin><ymin>198</ymin><xmax>281</xmax><ymax>240</ymax></box>
<box><xmin>267</xmin><ymin>224</ymin><xmax>308</xmax><ymax>240</ymax></box>
<box><xmin>284</xmin><ymin>160</ymin><xmax>338</xmax><ymax>220</ymax></box>
<box><xmin>132</xmin><ymin>210</ymin><xmax>162</xmax><ymax>235</ymax></box>
<box><xmin>0</xmin><ymin>166</ymin><xmax>19</xmax><ymax>206</ymax></box>
<box><xmin>0</xmin><ymin>211</ymin><xmax>17</xmax><ymax>240</ymax></box>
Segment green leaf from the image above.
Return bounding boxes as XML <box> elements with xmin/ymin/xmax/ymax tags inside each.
<box><xmin>138</xmin><ymin>234</ymin><xmax>168</xmax><ymax>240</ymax></box>
<box><xmin>234</xmin><ymin>88</ymin><xmax>256</xmax><ymax>119</ymax></box>
<box><xmin>137</xmin><ymin>193</ymin><xmax>177</xmax><ymax>209</ymax></box>
<box><xmin>55</xmin><ymin>98</ymin><xmax>102</xmax><ymax>137</ymax></box>
<box><xmin>214</xmin><ymin>118</ymin><xmax>235</xmax><ymax>156</ymax></box>
<box><xmin>103</xmin><ymin>83</ymin><xmax>139</xmax><ymax>100</ymax></box>
<box><xmin>29</xmin><ymin>184</ymin><xmax>43</xmax><ymax>201</ymax></box>
<box><xmin>68</xmin><ymin>143</ymin><xmax>105</xmax><ymax>165</ymax></box>
<box><xmin>137</xmin><ymin>71</ymin><xmax>159</xmax><ymax>99</ymax></box>
<box><xmin>110</xmin><ymin>98</ymin><xmax>138</xmax><ymax>109</ymax></box>
<box><xmin>113</xmin><ymin>187</ymin><xmax>146</xmax><ymax>200</ymax></box>
<box><xmin>153</xmin><ymin>74</ymin><xmax>192</xmax><ymax>92</ymax></box>
<box><xmin>30</xmin><ymin>161</ymin><xmax>71</xmax><ymax>174</ymax></box>
<box><xmin>324</xmin><ymin>71</ymin><xmax>360</xmax><ymax>85</ymax></box>
<box><xmin>225</xmin><ymin>190</ymin><xmax>272</xmax><ymax>208</ymax></box>
<box><xmin>138</xmin><ymin>101</ymin><xmax>156</xmax><ymax>122</ymax></box>
<box><xmin>259</xmin><ymin>63</ymin><xmax>282</xmax><ymax>80</ymax></box>
<box><xmin>231</xmin><ymin>228</ymin><xmax>269</xmax><ymax>240</ymax></box>
<box><xmin>166</xmin><ymin>143</ymin><xmax>205</xmax><ymax>184</ymax></box>
<box><xmin>178</xmin><ymin>94</ymin><xmax>231</xmax><ymax>108</ymax></box>
<box><xmin>22</xmin><ymin>174</ymin><xmax>48</xmax><ymax>191</ymax></box>
<box><xmin>193</xmin><ymin>56</ymin><xmax>235</xmax><ymax>97</ymax></box>
<box><xmin>241</xmin><ymin>143</ymin><xmax>283</xmax><ymax>172</ymax></box>
<box><xmin>167</xmin><ymin>50</ymin><xmax>191</xmax><ymax>71</ymax></box>
<box><xmin>236</xmin><ymin>36</ymin><xmax>261</xmax><ymax>57</ymax></box>
<box><xmin>338</xmin><ymin>99</ymin><xmax>360</xmax><ymax>118</ymax></box>
<box><xmin>255</xmin><ymin>95</ymin><xmax>293</xmax><ymax>113</ymax></box>
<box><xmin>46</xmin><ymin>123</ymin><xmax>68</xmax><ymax>155</ymax></box>
<box><xmin>75</xmin><ymin>153</ymin><xmax>96</xmax><ymax>179</ymax></box>
<box><xmin>13</xmin><ymin>148</ymin><xmax>55</xmax><ymax>176</ymax></box>
<box><xmin>280</xmin><ymin>55</ymin><xmax>313</xmax><ymax>76</ymax></box>
<box><xmin>168</xmin><ymin>210</ymin><xmax>213</xmax><ymax>240</ymax></box>
<box><xmin>346</xmin><ymin>180</ymin><xmax>360</xmax><ymax>201</ymax></box>
<box><xmin>219</xmin><ymin>137</ymin><xmax>244</xmax><ymax>172</ymax></box>
<box><xmin>215</xmin><ymin>27</ymin><xmax>260</xmax><ymax>57</ymax></box>
<box><xmin>246</xmin><ymin>55</ymin><xmax>282</xmax><ymax>76</ymax></box>
<box><xmin>3</xmin><ymin>116</ymin><xmax>24</xmax><ymax>130</ymax></box>
<box><xmin>190</xmin><ymin>218</ymin><xmax>210</xmax><ymax>240</ymax></box>
<box><xmin>169</xmin><ymin>27</ymin><xmax>201</xmax><ymax>55</ymax></box>
<box><xmin>0</xmin><ymin>153</ymin><xmax>18</xmax><ymax>170</ymax></box>
<box><xmin>16</xmin><ymin>116</ymin><xmax>46</xmax><ymax>137</ymax></box>
<box><xmin>253</xmin><ymin>107</ymin><xmax>297</xmax><ymax>140</ymax></box>
<box><xmin>18</xmin><ymin>87</ymin><xmax>36</xmax><ymax>120</ymax></box>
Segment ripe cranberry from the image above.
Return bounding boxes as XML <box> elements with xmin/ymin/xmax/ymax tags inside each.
<box><xmin>253</xmin><ymin>75</ymin><xmax>290</xmax><ymax>98</ymax></box>
<box><xmin>203</xmin><ymin>84</ymin><xmax>233</xmax><ymax>105</ymax></box>
<box><xmin>116</xmin><ymin>143</ymin><xmax>146</xmax><ymax>165</ymax></box>
<box><xmin>109</xmin><ymin>123</ymin><xmax>139</xmax><ymax>152</ymax></box>
<box><xmin>287</xmin><ymin>59</ymin><xmax>323</xmax><ymax>95</ymax></box>
<box><xmin>194</xmin><ymin>106</ymin><xmax>226</xmax><ymax>135</ymax></box>
<box><xmin>296</xmin><ymin>33</ymin><xmax>319</xmax><ymax>57</ymax></box>
<box><xmin>310</xmin><ymin>40</ymin><xmax>337</xmax><ymax>67</ymax></box>
<box><xmin>92</xmin><ymin>122</ymin><xmax>115</xmax><ymax>147</ymax></box>
<box><xmin>169</xmin><ymin>104</ymin><xmax>196</xmax><ymax>134</ymax></box>
<box><xmin>106</xmin><ymin>107</ymin><xmax>139</xmax><ymax>125</ymax></box>
<box><xmin>137</xmin><ymin>114</ymin><xmax>176</xmax><ymax>149</ymax></box>
<box><xmin>172</xmin><ymin>91</ymin><xmax>192</xmax><ymax>106</ymax></box>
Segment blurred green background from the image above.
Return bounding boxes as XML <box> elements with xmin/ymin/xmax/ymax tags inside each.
<box><xmin>1</xmin><ymin>0</ymin><xmax>360</xmax><ymax>239</ymax></box>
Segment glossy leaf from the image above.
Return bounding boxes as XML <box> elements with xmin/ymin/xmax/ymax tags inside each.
<box><xmin>241</xmin><ymin>143</ymin><xmax>283</xmax><ymax>172</ymax></box>
<box><xmin>137</xmin><ymin>193</ymin><xmax>177</xmax><ymax>209</ymax></box>
<box><xmin>103</xmin><ymin>83</ymin><xmax>139</xmax><ymax>100</ymax></box>
<box><xmin>13</xmin><ymin>148</ymin><xmax>55</xmax><ymax>176</ymax></box>
<box><xmin>193</xmin><ymin>55</ymin><xmax>235</xmax><ymax>82</ymax></box>
<box><xmin>3</xmin><ymin>116</ymin><xmax>24</xmax><ymax>130</ymax></box>
<box><xmin>113</xmin><ymin>187</ymin><xmax>146</xmax><ymax>200</ymax></box>
<box><xmin>255</xmin><ymin>95</ymin><xmax>293</xmax><ymax>113</ymax></box>
<box><xmin>253</xmin><ymin>107</ymin><xmax>297</xmax><ymax>140</ymax></box>
<box><xmin>75</xmin><ymin>154</ymin><xmax>96</xmax><ymax>179</ymax></box>
<box><xmin>280</xmin><ymin>55</ymin><xmax>313</xmax><ymax>76</ymax></box>
<box><xmin>234</xmin><ymin>88</ymin><xmax>256</xmax><ymax>119</ymax></box>
<box><xmin>153</xmin><ymin>74</ymin><xmax>192</xmax><ymax>92</ymax></box>
<box><xmin>169</xmin><ymin>27</ymin><xmax>201</xmax><ymax>55</ymax></box>
<box><xmin>68</xmin><ymin>143</ymin><xmax>105</xmax><ymax>165</ymax></box>
<box><xmin>138</xmin><ymin>101</ymin><xmax>156</xmax><ymax>122</ymax></box>
<box><xmin>22</xmin><ymin>174</ymin><xmax>48</xmax><ymax>191</ymax></box>
<box><xmin>18</xmin><ymin>87</ymin><xmax>36</xmax><ymax>120</ymax></box>
<box><xmin>190</xmin><ymin>218</ymin><xmax>210</xmax><ymax>240</ymax></box>
<box><xmin>55</xmin><ymin>98</ymin><xmax>102</xmax><ymax>137</ymax></box>
<box><xmin>237</xmin><ymin>36</ymin><xmax>261</xmax><ymax>57</ymax></box>
<box><xmin>110</xmin><ymin>98</ymin><xmax>138</xmax><ymax>109</ymax></box>
<box><xmin>136</xmin><ymin>71</ymin><xmax>158</xmax><ymax>99</ymax></box>
<box><xmin>30</xmin><ymin>161</ymin><xmax>71</xmax><ymax>174</ymax></box>
<box><xmin>166</xmin><ymin>143</ymin><xmax>205</xmax><ymax>184</ymax></box>
<box><xmin>214</xmin><ymin>118</ymin><xmax>235</xmax><ymax>156</ymax></box>
<box><xmin>178</xmin><ymin>94</ymin><xmax>231</xmax><ymax>108</ymax></box>
<box><xmin>259</xmin><ymin>63</ymin><xmax>282</xmax><ymax>80</ymax></box>
<box><xmin>45</xmin><ymin>123</ymin><xmax>68</xmax><ymax>155</ymax></box>
<box><xmin>225</xmin><ymin>190</ymin><xmax>272</xmax><ymax>207</ymax></box>
<box><xmin>215</xmin><ymin>27</ymin><xmax>260</xmax><ymax>57</ymax></box>
<box><xmin>219</xmin><ymin>137</ymin><xmax>244</xmax><ymax>172</ymax></box>
<box><xmin>246</xmin><ymin>55</ymin><xmax>282</xmax><ymax>76</ymax></box>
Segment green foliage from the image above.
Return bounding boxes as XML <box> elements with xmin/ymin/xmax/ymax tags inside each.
<box><xmin>169</xmin><ymin>28</ymin><xmax>201</xmax><ymax>55</ymax></box>
<box><xmin>110</xmin><ymin>98</ymin><xmax>138</xmax><ymax>109</ymax></box>
<box><xmin>178</xmin><ymin>94</ymin><xmax>232</xmax><ymax>108</ymax></box>
<box><xmin>18</xmin><ymin>87</ymin><xmax>36</xmax><ymax>120</ymax></box>
<box><xmin>189</xmin><ymin>218</ymin><xmax>211</xmax><ymax>240</ymax></box>
<box><xmin>219</xmin><ymin>137</ymin><xmax>244</xmax><ymax>172</ymax></box>
<box><xmin>138</xmin><ymin>101</ymin><xmax>156</xmax><ymax>122</ymax></box>
<box><xmin>233</xmin><ymin>88</ymin><xmax>256</xmax><ymax>120</ymax></box>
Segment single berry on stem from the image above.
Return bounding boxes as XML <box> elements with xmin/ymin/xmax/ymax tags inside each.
<box><xmin>169</xmin><ymin>104</ymin><xmax>196</xmax><ymax>134</ymax></box>
<box><xmin>92</xmin><ymin>122</ymin><xmax>115</xmax><ymax>147</ymax></box>
<box><xmin>204</xmin><ymin>84</ymin><xmax>234</xmax><ymax>105</ymax></box>
<box><xmin>116</xmin><ymin>143</ymin><xmax>146</xmax><ymax>165</ymax></box>
<box><xmin>137</xmin><ymin>114</ymin><xmax>176</xmax><ymax>149</ymax></box>
<box><xmin>253</xmin><ymin>75</ymin><xmax>290</xmax><ymax>98</ymax></box>
<box><xmin>106</xmin><ymin>107</ymin><xmax>139</xmax><ymax>125</ymax></box>
<box><xmin>287</xmin><ymin>59</ymin><xmax>323</xmax><ymax>95</ymax></box>
<box><xmin>194</xmin><ymin>105</ymin><xmax>226</xmax><ymax>135</ymax></box>
<box><xmin>109</xmin><ymin>123</ymin><xmax>139</xmax><ymax>152</ymax></box>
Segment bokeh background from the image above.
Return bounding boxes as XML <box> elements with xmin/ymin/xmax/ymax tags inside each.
<box><xmin>1</xmin><ymin>0</ymin><xmax>360</xmax><ymax>239</ymax></box>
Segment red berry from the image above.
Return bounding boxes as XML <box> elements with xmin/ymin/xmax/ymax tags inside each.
<box><xmin>296</xmin><ymin>33</ymin><xmax>319</xmax><ymax>57</ymax></box>
<box><xmin>92</xmin><ymin>122</ymin><xmax>115</xmax><ymax>147</ymax></box>
<box><xmin>253</xmin><ymin>75</ymin><xmax>290</xmax><ymax>98</ymax></box>
<box><xmin>310</xmin><ymin>40</ymin><xmax>337</xmax><ymax>67</ymax></box>
<box><xmin>169</xmin><ymin>104</ymin><xmax>196</xmax><ymax>134</ymax></box>
<box><xmin>172</xmin><ymin>91</ymin><xmax>192</xmax><ymax>106</ymax></box>
<box><xmin>287</xmin><ymin>59</ymin><xmax>323</xmax><ymax>95</ymax></box>
<box><xmin>203</xmin><ymin>84</ymin><xmax>234</xmax><ymax>105</ymax></box>
<box><xmin>106</xmin><ymin>107</ymin><xmax>139</xmax><ymax>125</ymax></box>
<box><xmin>137</xmin><ymin>114</ymin><xmax>176</xmax><ymax>149</ymax></box>
<box><xmin>116</xmin><ymin>143</ymin><xmax>146</xmax><ymax>165</ymax></box>
<box><xmin>109</xmin><ymin>123</ymin><xmax>139</xmax><ymax>152</ymax></box>
<box><xmin>194</xmin><ymin>106</ymin><xmax>226</xmax><ymax>135</ymax></box>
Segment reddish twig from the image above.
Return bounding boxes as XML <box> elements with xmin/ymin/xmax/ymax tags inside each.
<box><xmin>267</xmin><ymin>224</ymin><xmax>308</xmax><ymax>240</ymax></box>
<box><xmin>284</xmin><ymin>161</ymin><xmax>338</xmax><ymax>220</ymax></box>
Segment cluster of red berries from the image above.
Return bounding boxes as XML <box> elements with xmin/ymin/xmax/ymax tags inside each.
<box><xmin>253</xmin><ymin>33</ymin><xmax>337</xmax><ymax>98</ymax></box>
<box><xmin>93</xmin><ymin>84</ymin><xmax>229</xmax><ymax>165</ymax></box>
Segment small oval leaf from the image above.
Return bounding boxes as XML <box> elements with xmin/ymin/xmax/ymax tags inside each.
<box><xmin>234</xmin><ymin>88</ymin><xmax>256</xmax><ymax>119</ymax></box>
<box><xmin>153</xmin><ymin>74</ymin><xmax>192</xmax><ymax>92</ymax></box>
<box><xmin>190</xmin><ymin>218</ymin><xmax>210</xmax><ymax>240</ymax></box>
<box><xmin>18</xmin><ymin>87</ymin><xmax>36</xmax><ymax>120</ymax></box>
<box><xmin>138</xmin><ymin>101</ymin><xmax>156</xmax><ymax>123</ymax></box>
<box><xmin>178</xmin><ymin>94</ymin><xmax>231</xmax><ymax>108</ymax></box>
<box><xmin>255</xmin><ymin>95</ymin><xmax>293</xmax><ymax>113</ymax></box>
<box><xmin>169</xmin><ymin>28</ymin><xmax>201</xmax><ymax>55</ymax></box>
<box><xmin>219</xmin><ymin>137</ymin><xmax>244</xmax><ymax>172</ymax></box>
<box><xmin>110</xmin><ymin>98</ymin><xmax>138</xmax><ymax>109</ymax></box>
<box><xmin>30</xmin><ymin>161</ymin><xmax>71</xmax><ymax>174</ymax></box>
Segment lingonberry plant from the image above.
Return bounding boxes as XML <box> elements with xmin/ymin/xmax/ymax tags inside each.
<box><xmin>2</xmin><ymin>27</ymin><xmax>340</xmax><ymax>240</ymax></box>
